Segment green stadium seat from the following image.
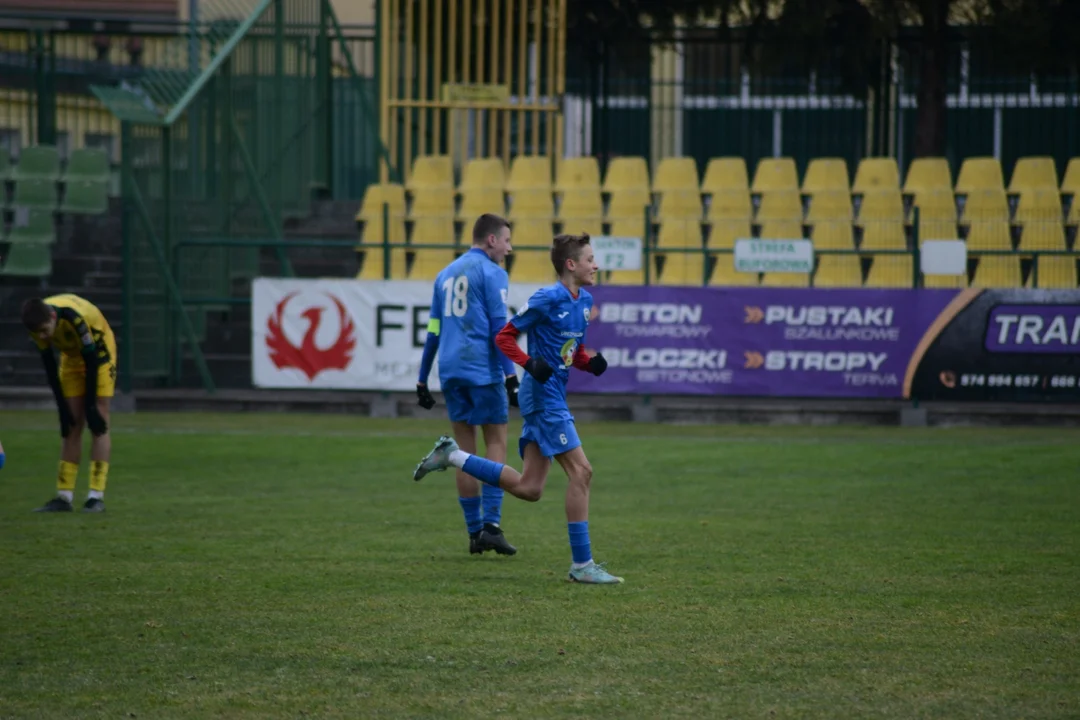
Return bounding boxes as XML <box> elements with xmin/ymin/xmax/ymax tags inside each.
<box><xmin>9</xmin><ymin>208</ymin><xmax>55</xmax><ymax>244</ymax></box>
<box><xmin>65</xmin><ymin>148</ymin><xmax>109</xmax><ymax>181</ymax></box>
<box><xmin>61</xmin><ymin>180</ymin><xmax>108</xmax><ymax>215</ymax></box>
<box><xmin>13</xmin><ymin>178</ymin><xmax>59</xmax><ymax>210</ymax></box>
<box><xmin>12</xmin><ymin>145</ymin><xmax>60</xmax><ymax>181</ymax></box>
<box><xmin>0</xmin><ymin>241</ymin><xmax>52</xmax><ymax>277</ymax></box>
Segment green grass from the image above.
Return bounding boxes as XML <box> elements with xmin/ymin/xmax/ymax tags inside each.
<box><xmin>0</xmin><ymin>411</ymin><xmax>1078</xmax><ymax>719</ymax></box>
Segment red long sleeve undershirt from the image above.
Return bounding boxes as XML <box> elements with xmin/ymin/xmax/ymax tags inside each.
<box><xmin>495</xmin><ymin>322</ymin><xmax>593</xmax><ymax>371</ymax></box>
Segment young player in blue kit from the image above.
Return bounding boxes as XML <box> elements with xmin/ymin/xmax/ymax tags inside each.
<box><xmin>415</xmin><ymin>214</ymin><xmax>519</xmax><ymax>556</ymax></box>
<box><xmin>413</xmin><ymin>233</ymin><xmax>623</xmax><ymax>584</ymax></box>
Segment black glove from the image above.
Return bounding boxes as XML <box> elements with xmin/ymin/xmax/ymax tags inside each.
<box><xmin>85</xmin><ymin>404</ymin><xmax>108</xmax><ymax>436</ymax></box>
<box><xmin>416</xmin><ymin>383</ymin><xmax>436</xmax><ymax>410</ymax></box>
<box><xmin>58</xmin><ymin>403</ymin><xmax>75</xmax><ymax>438</ymax></box>
<box><xmin>586</xmin><ymin>352</ymin><xmax>608</xmax><ymax>377</ymax></box>
<box><xmin>505</xmin><ymin>375</ymin><xmax>520</xmax><ymax>408</ymax></box>
<box><xmin>524</xmin><ymin>357</ymin><xmax>554</xmax><ymax>384</ymax></box>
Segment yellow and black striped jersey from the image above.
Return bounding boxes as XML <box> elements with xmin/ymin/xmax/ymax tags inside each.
<box><xmin>30</xmin><ymin>294</ymin><xmax>113</xmax><ymax>363</ymax></box>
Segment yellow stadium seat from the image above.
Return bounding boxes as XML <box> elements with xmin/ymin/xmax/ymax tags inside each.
<box><xmin>558</xmin><ymin>216</ymin><xmax>604</xmax><ymax>238</ymax></box>
<box><xmin>706</xmin><ymin>190</ymin><xmax>752</xmax><ymax>221</ymax></box>
<box><xmin>1015</xmin><ymin>190</ymin><xmax>1066</xmax><ymax>250</ymax></box>
<box><xmin>811</xmin><ymin>221</ymin><xmax>855</xmax><ymax>250</ymax></box>
<box><xmin>918</xmin><ymin>203</ymin><xmax>960</xmax><ymax>243</ymax></box>
<box><xmin>761</xmin><ymin>271</ymin><xmax>810</xmax><ymax>287</ymax></box>
<box><xmin>511</xmin><ymin>219</ymin><xmax>554</xmax><ymax>247</ymax></box>
<box><xmin>702</xmin><ymin>157</ymin><xmax>749</xmax><ymax>193</ymax></box>
<box><xmin>866</xmin><ymin>255</ymin><xmax>914</xmax><ymax>288</ymax></box>
<box><xmin>558</xmin><ymin>189</ymin><xmax>603</xmax><ymax>218</ymax></box>
<box><xmin>555</xmin><ymin>157</ymin><xmax>600</xmax><ymax>192</ymax></box>
<box><xmin>410</xmin><ymin>217</ymin><xmax>456</xmax><ymax>246</ymax></box>
<box><xmin>707</xmin><ymin>220</ymin><xmax>752</xmax><ymax>249</ymax></box>
<box><xmin>923</xmin><ymin>272</ymin><xmax>968</xmax><ymax>288</ymax></box>
<box><xmin>1062</xmin><ymin>156</ymin><xmax>1080</xmax><ymax>223</ymax></box>
<box><xmin>971</xmin><ymin>256</ymin><xmax>1022</xmax><ymax>288</ymax></box>
<box><xmin>509</xmin><ymin>190</ymin><xmax>554</xmax><ymax>220</ymax></box>
<box><xmin>1008</xmin><ymin>156</ymin><xmax>1058</xmax><ymax>193</ymax></box>
<box><xmin>409</xmin><ymin>249</ymin><xmax>458</xmax><ymax>280</ymax></box>
<box><xmin>806</xmin><ymin>191</ymin><xmax>853</xmax><ymax>222</ymax></box>
<box><xmin>1035</xmin><ymin>256</ymin><xmax>1078</xmax><ymax>288</ymax></box>
<box><xmin>912</xmin><ymin>189</ymin><xmax>958</xmax><ymax>224</ymax></box>
<box><xmin>802</xmin><ymin>158</ymin><xmax>849</xmax><ymax>194</ymax></box>
<box><xmin>508</xmin><ymin>251</ymin><xmax>555</xmax><ymax>283</ymax></box>
<box><xmin>657</xmin><ymin>219</ymin><xmax>703</xmax><ymax>249</ymax></box>
<box><xmin>756</xmin><ymin>191</ymin><xmax>802</xmax><ymax>220</ymax></box>
<box><xmin>602</xmin><ymin>157</ymin><xmax>649</xmax><ymax>194</ymax></box>
<box><xmin>506</xmin><ymin>156</ymin><xmax>552</xmax><ymax>191</ymax></box>
<box><xmin>458</xmin><ymin>188</ymin><xmax>506</xmax><ymax>220</ymax></box>
<box><xmin>657</xmin><ymin>191</ymin><xmax>703</xmax><ymax>220</ymax></box>
<box><xmin>656</xmin><ymin>252</ymin><xmax>707</xmax><ymax>285</ymax></box>
<box><xmin>607</xmin><ymin>189</ymin><xmax>650</xmax><ymax>220</ymax></box>
<box><xmin>1063</xmin><ymin>157</ymin><xmax>1080</xmax><ymax>194</ymax></box>
<box><xmin>652</xmin><ymin>157</ymin><xmax>700</xmax><ymax>193</ymax></box>
<box><xmin>752</xmin><ymin>157</ymin><xmax>799</xmax><ymax>193</ymax></box>
<box><xmin>358</xmin><ymin>185</ymin><xmax>407</xmax><ymax>245</ymax></box>
<box><xmin>814</xmin><ymin>255</ymin><xmax>863</xmax><ymax>287</ymax></box>
<box><xmin>709</xmin><ymin>254</ymin><xmax>759</xmax><ymax>286</ymax></box>
<box><xmin>409</xmin><ymin>188</ymin><xmax>454</xmax><ymax>218</ymax></box>
<box><xmin>903</xmin><ymin>157</ymin><xmax>952</xmax><ymax>195</ymax></box>
<box><xmin>458</xmin><ymin>158</ymin><xmax>506</xmax><ymax>192</ymax></box>
<box><xmin>407</xmin><ymin>156</ymin><xmax>454</xmax><ymax>191</ymax></box>
<box><xmin>853</xmin><ymin>157</ymin><xmax>900</xmax><ymax>193</ymax></box>
<box><xmin>857</xmin><ymin>190</ymin><xmax>905</xmax><ymax>249</ymax></box>
<box><xmin>608</xmin><ymin>216</ymin><xmax>646</xmax><ymax>241</ymax></box>
<box><xmin>357</xmin><ymin>247</ymin><xmax>407</xmax><ymax>280</ymax></box>
<box><xmin>956</xmin><ymin>157</ymin><xmax>1004</xmax><ymax>194</ymax></box>
<box><xmin>605</xmin><ymin>266</ymin><xmax>647</xmax><ymax>285</ymax></box>
<box><xmin>758</xmin><ymin>219</ymin><xmax>804</xmax><ymax>240</ymax></box>
<box><xmin>358</xmin><ymin>183</ymin><xmax>406</xmax><ymax>219</ymax></box>
<box><xmin>961</xmin><ymin>189</ymin><xmax>1011</xmax><ymax>250</ymax></box>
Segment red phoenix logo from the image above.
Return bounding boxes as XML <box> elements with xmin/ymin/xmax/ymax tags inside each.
<box><xmin>265</xmin><ymin>292</ymin><xmax>356</xmax><ymax>380</ymax></box>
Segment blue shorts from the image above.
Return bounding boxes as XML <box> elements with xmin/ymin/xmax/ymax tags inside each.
<box><xmin>442</xmin><ymin>379</ymin><xmax>508</xmax><ymax>426</ymax></box>
<box><xmin>518</xmin><ymin>409</ymin><xmax>581</xmax><ymax>459</ymax></box>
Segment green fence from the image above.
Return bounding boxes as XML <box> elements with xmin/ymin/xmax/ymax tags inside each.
<box><xmin>565</xmin><ymin>32</ymin><xmax>1080</xmax><ymax>180</ymax></box>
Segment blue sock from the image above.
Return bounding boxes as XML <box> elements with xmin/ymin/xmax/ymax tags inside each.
<box><xmin>462</xmin><ymin>455</ymin><xmax>503</xmax><ymax>487</ymax></box>
<box><xmin>481</xmin><ymin>484</ymin><xmax>503</xmax><ymax>526</ymax></box>
<box><xmin>568</xmin><ymin>521</ymin><xmax>592</xmax><ymax>564</ymax></box>
<box><xmin>0</xmin><ymin>452</ymin><xmax>5</xmax><ymax>470</ymax></box>
<box><xmin>458</xmin><ymin>496</ymin><xmax>482</xmax><ymax>535</ymax></box>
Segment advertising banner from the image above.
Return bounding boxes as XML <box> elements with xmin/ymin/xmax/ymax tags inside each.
<box><xmin>251</xmin><ymin>278</ymin><xmax>542</xmax><ymax>390</ymax></box>
<box><xmin>567</xmin><ymin>286</ymin><xmax>1080</xmax><ymax>401</ymax></box>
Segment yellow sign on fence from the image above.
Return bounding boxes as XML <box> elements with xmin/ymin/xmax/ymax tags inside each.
<box><xmin>440</xmin><ymin>83</ymin><xmax>510</xmax><ymax>104</ymax></box>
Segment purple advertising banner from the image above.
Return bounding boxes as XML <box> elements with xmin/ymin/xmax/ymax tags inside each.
<box><xmin>568</xmin><ymin>287</ymin><xmax>960</xmax><ymax>398</ymax></box>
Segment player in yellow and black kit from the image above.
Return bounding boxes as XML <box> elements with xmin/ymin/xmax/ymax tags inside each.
<box><xmin>21</xmin><ymin>295</ymin><xmax>117</xmax><ymax>513</ymax></box>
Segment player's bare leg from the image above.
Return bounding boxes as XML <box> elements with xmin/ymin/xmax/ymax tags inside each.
<box><xmin>556</xmin><ymin>446</ymin><xmax>591</xmax><ymax>523</ymax></box>
<box><xmin>476</xmin><ymin>423</ymin><xmax>516</xmax><ymax>554</ymax></box>
<box><xmin>83</xmin><ymin>396</ymin><xmax>111</xmax><ymax>512</ymax></box>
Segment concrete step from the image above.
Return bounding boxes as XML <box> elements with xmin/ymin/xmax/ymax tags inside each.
<box><xmin>179</xmin><ymin>353</ymin><xmax>252</xmax><ymax>389</ymax></box>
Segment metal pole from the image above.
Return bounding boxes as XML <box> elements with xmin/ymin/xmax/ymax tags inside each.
<box><xmin>120</xmin><ymin>122</ymin><xmax>134</xmax><ymax>394</ymax></box>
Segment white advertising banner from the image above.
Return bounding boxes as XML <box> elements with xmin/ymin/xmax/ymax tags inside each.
<box><xmin>251</xmin><ymin>278</ymin><xmax>544</xmax><ymax>390</ymax></box>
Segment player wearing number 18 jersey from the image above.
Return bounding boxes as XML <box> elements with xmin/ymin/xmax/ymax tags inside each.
<box><xmin>415</xmin><ymin>214</ymin><xmax>519</xmax><ymax>556</ymax></box>
<box><xmin>413</xmin><ymin>233</ymin><xmax>623</xmax><ymax>584</ymax></box>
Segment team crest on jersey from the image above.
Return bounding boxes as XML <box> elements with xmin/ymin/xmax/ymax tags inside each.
<box><xmin>583</xmin><ymin>307</ymin><xmax>590</xmax><ymax>323</ymax></box>
<box><xmin>559</xmin><ymin>338</ymin><xmax>577</xmax><ymax>368</ymax></box>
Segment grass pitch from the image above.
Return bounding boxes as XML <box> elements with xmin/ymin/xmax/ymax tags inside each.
<box><xmin>0</xmin><ymin>411</ymin><xmax>1078</xmax><ymax>719</ymax></box>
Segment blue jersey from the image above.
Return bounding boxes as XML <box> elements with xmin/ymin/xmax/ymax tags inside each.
<box><xmin>509</xmin><ymin>282</ymin><xmax>592</xmax><ymax>416</ymax></box>
<box><xmin>428</xmin><ymin>248</ymin><xmax>512</xmax><ymax>386</ymax></box>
